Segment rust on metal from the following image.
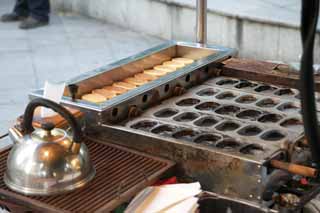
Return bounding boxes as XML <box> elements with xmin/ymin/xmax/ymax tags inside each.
<box><xmin>0</xmin><ymin>140</ymin><xmax>174</xmax><ymax>212</ymax></box>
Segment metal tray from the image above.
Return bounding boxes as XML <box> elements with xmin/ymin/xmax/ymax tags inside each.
<box><xmin>29</xmin><ymin>41</ymin><xmax>235</xmax><ymax>124</ymax></box>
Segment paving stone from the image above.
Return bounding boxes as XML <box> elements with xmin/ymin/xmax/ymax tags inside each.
<box><xmin>0</xmin><ymin>1</ymin><xmax>164</xmax><ymax>133</ymax></box>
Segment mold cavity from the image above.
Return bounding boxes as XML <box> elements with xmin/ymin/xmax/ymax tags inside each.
<box><xmin>258</xmin><ymin>113</ymin><xmax>283</xmax><ymax>123</ymax></box>
<box><xmin>154</xmin><ymin>108</ymin><xmax>179</xmax><ymax>118</ymax></box>
<box><xmin>142</xmin><ymin>94</ymin><xmax>148</xmax><ymax>102</ymax></box>
<box><xmin>176</xmin><ymin>98</ymin><xmax>200</xmax><ymax>106</ymax></box>
<box><xmin>275</xmin><ymin>88</ymin><xmax>295</xmax><ymax>96</ymax></box>
<box><xmin>216</xmin><ymin>79</ymin><xmax>238</xmax><ymax>86</ymax></box>
<box><xmin>261</xmin><ymin>130</ymin><xmax>286</xmax><ymax>141</ymax></box>
<box><xmin>164</xmin><ymin>84</ymin><xmax>170</xmax><ymax>92</ymax></box>
<box><xmin>151</xmin><ymin>124</ymin><xmax>176</xmax><ymax>134</ymax></box>
<box><xmin>131</xmin><ymin>120</ymin><xmax>157</xmax><ymax>131</ymax></box>
<box><xmin>194</xmin><ymin>116</ymin><xmax>218</xmax><ymax>127</ymax></box>
<box><xmin>238</xmin><ymin>126</ymin><xmax>262</xmax><ymax>136</ymax></box>
<box><xmin>235</xmin><ymin>81</ymin><xmax>257</xmax><ymax>89</ymax></box>
<box><xmin>185</xmin><ymin>74</ymin><xmax>191</xmax><ymax>82</ymax></box>
<box><xmin>172</xmin><ymin>129</ymin><xmax>198</xmax><ymax>141</ymax></box>
<box><xmin>277</xmin><ymin>102</ymin><xmax>299</xmax><ymax>113</ymax></box>
<box><xmin>173</xmin><ymin>112</ymin><xmax>199</xmax><ymax>122</ymax></box>
<box><xmin>254</xmin><ymin>85</ymin><xmax>276</xmax><ymax>92</ymax></box>
<box><xmin>216</xmin><ymin>92</ymin><xmax>236</xmax><ymax>100</ymax></box>
<box><xmin>195</xmin><ymin>102</ymin><xmax>220</xmax><ymax>111</ymax></box>
<box><xmin>240</xmin><ymin>144</ymin><xmax>264</xmax><ymax>155</ymax></box>
<box><xmin>196</xmin><ymin>88</ymin><xmax>217</xmax><ymax>96</ymax></box>
<box><xmin>256</xmin><ymin>98</ymin><xmax>279</xmax><ymax>108</ymax></box>
<box><xmin>215</xmin><ymin>105</ymin><xmax>240</xmax><ymax>116</ymax></box>
<box><xmin>216</xmin><ymin>121</ymin><xmax>240</xmax><ymax>131</ymax></box>
<box><xmin>216</xmin><ymin>140</ymin><xmax>240</xmax><ymax>149</ymax></box>
<box><xmin>194</xmin><ymin>134</ymin><xmax>221</xmax><ymax>146</ymax></box>
<box><xmin>280</xmin><ymin>118</ymin><xmax>303</xmax><ymax>131</ymax></box>
<box><xmin>235</xmin><ymin>95</ymin><xmax>257</xmax><ymax>104</ymax></box>
<box><xmin>236</xmin><ymin>110</ymin><xmax>262</xmax><ymax>120</ymax></box>
<box><xmin>112</xmin><ymin>108</ymin><xmax>118</xmax><ymax>117</ymax></box>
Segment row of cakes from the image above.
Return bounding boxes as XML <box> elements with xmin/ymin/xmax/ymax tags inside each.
<box><xmin>81</xmin><ymin>58</ymin><xmax>194</xmax><ymax>103</ymax></box>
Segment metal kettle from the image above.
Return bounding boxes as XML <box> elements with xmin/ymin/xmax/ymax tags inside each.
<box><xmin>4</xmin><ymin>98</ymin><xmax>95</xmax><ymax>196</ymax></box>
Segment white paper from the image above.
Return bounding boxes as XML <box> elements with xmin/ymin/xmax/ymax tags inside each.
<box><xmin>41</xmin><ymin>81</ymin><xmax>66</xmax><ymax>117</ymax></box>
<box><xmin>125</xmin><ymin>182</ymin><xmax>201</xmax><ymax>213</ymax></box>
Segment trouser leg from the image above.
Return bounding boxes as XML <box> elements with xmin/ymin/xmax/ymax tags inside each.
<box><xmin>13</xmin><ymin>0</ymin><xmax>29</xmax><ymax>17</ymax></box>
<box><xmin>27</xmin><ymin>0</ymin><xmax>50</xmax><ymax>22</ymax></box>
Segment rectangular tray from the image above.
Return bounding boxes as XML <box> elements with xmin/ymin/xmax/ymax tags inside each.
<box><xmin>29</xmin><ymin>41</ymin><xmax>235</xmax><ymax>123</ymax></box>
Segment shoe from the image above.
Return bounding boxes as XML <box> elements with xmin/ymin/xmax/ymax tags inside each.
<box><xmin>1</xmin><ymin>13</ymin><xmax>27</xmax><ymax>22</ymax></box>
<box><xmin>19</xmin><ymin>16</ymin><xmax>48</xmax><ymax>30</ymax></box>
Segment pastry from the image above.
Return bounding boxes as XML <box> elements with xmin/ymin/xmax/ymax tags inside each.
<box><xmin>134</xmin><ymin>73</ymin><xmax>157</xmax><ymax>81</ymax></box>
<box><xmin>153</xmin><ymin>65</ymin><xmax>176</xmax><ymax>73</ymax></box>
<box><xmin>163</xmin><ymin>61</ymin><xmax>185</xmax><ymax>69</ymax></box>
<box><xmin>81</xmin><ymin>93</ymin><xmax>106</xmax><ymax>103</ymax></box>
<box><xmin>92</xmin><ymin>89</ymin><xmax>117</xmax><ymax>99</ymax></box>
<box><xmin>172</xmin><ymin>57</ymin><xmax>194</xmax><ymax>65</ymax></box>
<box><xmin>144</xmin><ymin>69</ymin><xmax>167</xmax><ymax>77</ymax></box>
<box><xmin>124</xmin><ymin>77</ymin><xmax>149</xmax><ymax>86</ymax></box>
<box><xmin>103</xmin><ymin>85</ymin><xmax>128</xmax><ymax>95</ymax></box>
<box><xmin>113</xmin><ymin>82</ymin><xmax>137</xmax><ymax>90</ymax></box>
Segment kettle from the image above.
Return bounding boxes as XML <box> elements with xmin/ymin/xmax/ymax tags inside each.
<box><xmin>4</xmin><ymin>98</ymin><xmax>95</xmax><ymax>196</ymax></box>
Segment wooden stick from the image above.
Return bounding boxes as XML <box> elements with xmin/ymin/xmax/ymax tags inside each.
<box><xmin>270</xmin><ymin>160</ymin><xmax>318</xmax><ymax>178</ymax></box>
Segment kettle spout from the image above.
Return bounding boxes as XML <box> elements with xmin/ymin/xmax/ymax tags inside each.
<box><xmin>8</xmin><ymin>128</ymin><xmax>23</xmax><ymax>144</ymax></box>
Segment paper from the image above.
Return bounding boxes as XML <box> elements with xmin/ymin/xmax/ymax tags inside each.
<box><xmin>41</xmin><ymin>81</ymin><xmax>66</xmax><ymax>117</ymax></box>
<box><xmin>125</xmin><ymin>182</ymin><xmax>201</xmax><ymax>213</ymax></box>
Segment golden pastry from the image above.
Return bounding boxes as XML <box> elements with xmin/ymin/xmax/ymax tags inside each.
<box><xmin>144</xmin><ymin>69</ymin><xmax>167</xmax><ymax>77</ymax></box>
<box><xmin>113</xmin><ymin>82</ymin><xmax>137</xmax><ymax>90</ymax></box>
<box><xmin>154</xmin><ymin>65</ymin><xmax>176</xmax><ymax>73</ymax></box>
<box><xmin>92</xmin><ymin>89</ymin><xmax>117</xmax><ymax>99</ymax></box>
<box><xmin>81</xmin><ymin>93</ymin><xmax>106</xmax><ymax>103</ymax></box>
<box><xmin>172</xmin><ymin>57</ymin><xmax>194</xmax><ymax>65</ymax></box>
<box><xmin>163</xmin><ymin>61</ymin><xmax>185</xmax><ymax>69</ymax></box>
<box><xmin>103</xmin><ymin>85</ymin><xmax>128</xmax><ymax>95</ymax></box>
<box><xmin>134</xmin><ymin>73</ymin><xmax>157</xmax><ymax>81</ymax></box>
<box><xmin>124</xmin><ymin>77</ymin><xmax>149</xmax><ymax>86</ymax></box>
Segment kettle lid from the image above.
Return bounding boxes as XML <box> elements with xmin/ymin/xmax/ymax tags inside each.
<box><xmin>31</xmin><ymin>122</ymin><xmax>68</xmax><ymax>143</ymax></box>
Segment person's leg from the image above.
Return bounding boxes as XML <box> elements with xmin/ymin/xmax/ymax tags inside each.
<box><xmin>27</xmin><ymin>0</ymin><xmax>50</xmax><ymax>22</ymax></box>
<box><xmin>1</xmin><ymin>0</ymin><xmax>28</xmax><ymax>22</ymax></box>
<box><xmin>13</xmin><ymin>0</ymin><xmax>29</xmax><ymax>17</ymax></box>
<box><xmin>19</xmin><ymin>0</ymin><xmax>50</xmax><ymax>29</ymax></box>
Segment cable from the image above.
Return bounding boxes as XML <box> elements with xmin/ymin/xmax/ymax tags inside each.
<box><xmin>300</xmin><ymin>0</ymin><xmax>320</xmax><ymax>167</ymax></box>
<box><xmin>0</xmin><ymin>133</ymin><xmax>8</xmax><ymax>140</ymax></box>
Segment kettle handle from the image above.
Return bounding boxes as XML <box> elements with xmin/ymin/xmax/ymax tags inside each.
<box><xmin>23</xmin><ymin>98</ymin><xmax>82</xmax><ymax>143</ymax></box>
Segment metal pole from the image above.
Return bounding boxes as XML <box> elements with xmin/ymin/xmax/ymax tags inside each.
<box><xmin>196</xmin><ymin>0</ymin><xmax>207</xmax><ymax>44</ymax></box>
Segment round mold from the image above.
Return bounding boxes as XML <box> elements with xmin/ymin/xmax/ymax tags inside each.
<box><xmin>236</xmin><ymin>110</ymin><xmax>262</xmax><ymax>121</ymax></box>
<box><xmin>238</xmin><ymin>125</ymin><xmax>262</xmax><ymax>136</ymax></box>
<box><xmin>176</xmin><ymin>98</ymin><xmax>200</xmax><ymax>107</ymax></box>
<box><xmin>261</xmin><ymin>130</ymin><xmax>286</xmax><ymax>141</ymax></box>
<box><xmin>173</xmin><ymin>112</ymin><xmax>199</xmax><ymax>122</ymax></box>
<box><xmin>195</xmin><ymin>102</ymin><xmax>220</xmax><ymax>111</ymax></box>
<box><xmin>194</xmin><ymin>116</ymin><xmax>219</xmax><ymax>127</ymax></box>
<box><xmin>216</xmin><ymin>121</ymin><xmax>240</xmax><ymax>131</ymax></box>
<box><xmin>130</xmin><ymin>120</ymin><xmax>158</xmax><ymax>131</ymax></box>
<box><xmin>215</xmin><ymin>105</ymin><xmax>241</xmax><ymax>116</ymax></box>
<box><xmin>154</xmin><ymin>108</ymin><xmax>179</xmax><ymax>118</ymax></box>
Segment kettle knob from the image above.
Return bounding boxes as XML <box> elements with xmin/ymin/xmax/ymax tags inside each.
<box><xmin>41</xmin><ymin>122</ymin><xmax>55</xmax><ymax>132</ymax></box>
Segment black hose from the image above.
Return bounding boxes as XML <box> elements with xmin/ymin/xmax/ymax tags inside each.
<box><xmin>0</xmin><ymin>133</ymin><xmax>8</xmax><ymax>140</ymax></box>
<box><xmin>300</xmin><ymin>0</ymin><xmax>320</xmax><ymax>167</ymax></box>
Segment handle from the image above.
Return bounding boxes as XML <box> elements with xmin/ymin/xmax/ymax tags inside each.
<box><xmin>23</xmin><ymin>98</ymin><xmax>82</xmax><ymax>143</ymax></box>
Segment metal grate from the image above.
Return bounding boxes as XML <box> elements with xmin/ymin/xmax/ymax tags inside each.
<box><xmin>0</xmin><ymin>139</ymin><xmax>174</xmax><ymax>212</ymax></box>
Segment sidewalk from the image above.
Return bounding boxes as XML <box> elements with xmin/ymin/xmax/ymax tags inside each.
<box><xmin>0</xmin><ymin>0</ymin><xmax>163</xmax><ymax>138</ymax></box>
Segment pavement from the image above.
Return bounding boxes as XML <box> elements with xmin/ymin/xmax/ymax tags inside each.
<box><xmin>0</xmin><ymin>0</ymin><xmax>164</xmax><ymax>141</ymax></box>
